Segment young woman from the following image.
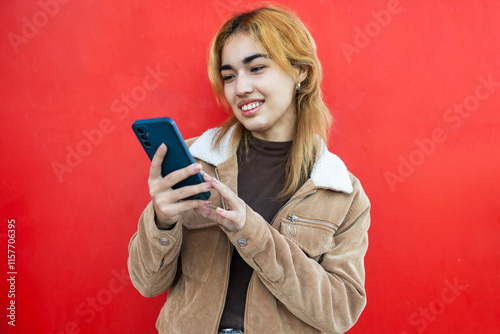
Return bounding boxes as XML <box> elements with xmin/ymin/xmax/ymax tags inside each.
<box><xmin>128</xmin><ymin>5</ymin><xmax>370</xmax><ymax>334</ymax></box>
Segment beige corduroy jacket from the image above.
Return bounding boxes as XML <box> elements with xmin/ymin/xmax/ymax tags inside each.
<box><xmin>128</xmin><ymin>127</ymin><xmax>371</xmax><ymax>334</ymax></box>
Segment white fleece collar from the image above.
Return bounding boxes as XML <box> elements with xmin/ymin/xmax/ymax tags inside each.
<box><xmin>189</xmin><ymin>127</ymin><xmax>353</xmax><ymax>194</ymax></box>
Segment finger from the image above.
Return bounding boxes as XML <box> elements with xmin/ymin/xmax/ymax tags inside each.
<box><xmin>201</xmin><ymin>170</ymin><xmax>213</xmax><ymax>182</ymax></box>
<box><xmin>215</xmin><ymin>207</ymin><xmax>242</xmax><ymax>223</ymax></box>
<box><xmin>169</xmin><ymin>198</ymin><xmax>211</xmax><ymax>213</ymax></box>
<box><xmin>194</xmin><ymin>206</ymin><xmax>237</xmax><ymax>231</ymax></box>
<box><xmin>160</xmin><ymin>162</ymin><xmax>202</xmax><ymax>189</ymax></box>
<box><xmin>149</xmin><ymin>143</ymin><xmax>167</xmax><ymax>181</ymax></box>
<box><xmin>215</xmin><ymin>207</ymin><xmax>241</xmax><ymax>232</ymax></box>
<box><xmin>210</xmin><ymin>178</ymin><xmax>243</xmax><ymax>212</ymax></box>
<box><xmin>202</xmin><ymin>171</ymin><xmax>227</xmax><ymax>210</ymax></box>
<box><xmin>194</xmin><ymin>206</ymin><xmax>221</xmax><ymax>223</ymax></box>
<box><xmin>156</xmin><ymin>198</ymin><xmax>210</xmax><ymax>226</ymax></box>
<box><xmin>194</xmin><ymin>204</ymin><xmax>243</xmax><ymax>232</ymax></box>
<box><xmin>167</xmin><ymin>181</ymin><xmax>213</xmax><ymax>202</ymax></box>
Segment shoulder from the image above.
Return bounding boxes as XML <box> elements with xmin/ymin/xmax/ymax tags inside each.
<box><xmin>311</xmin><ymin>142</ymin><xmax>358</xmax><ymax>194</ymax></box>
<box><xmin>311</xmin><ymin>143</ymin><xmax>370</xmax><ymax>209</ymax></box>
<box><xmin>347</xmin><ymin>171</ymin><xmax>370</xmax><ymax>210</ymax></box>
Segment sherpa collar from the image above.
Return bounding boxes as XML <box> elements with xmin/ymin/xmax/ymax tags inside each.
<box><xmin>189</xmin><ymin>126</ymin><xmax>353</xmax><ymax>194</ymax></box>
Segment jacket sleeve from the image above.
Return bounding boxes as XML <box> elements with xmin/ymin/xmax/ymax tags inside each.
<box><xmin>127</xmin><ymin>202</ymin><xmax>183</xmax><ymax>297</ymax></box>
<box><xmin>225</xmin><ymin>185</ymin><xmax>370</xmax><ymax>334</ymax></box>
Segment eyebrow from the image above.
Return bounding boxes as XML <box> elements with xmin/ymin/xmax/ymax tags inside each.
<box><xmin>220</xmin><ymin>53</ymin><xmax>269</xmax><ymax>71</ymax></box>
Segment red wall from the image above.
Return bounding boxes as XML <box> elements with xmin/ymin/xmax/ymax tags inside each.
<box><xmin>1</xmin><ymin>0</ymin><xmax>499</xmax><ymax>333</ymax></box>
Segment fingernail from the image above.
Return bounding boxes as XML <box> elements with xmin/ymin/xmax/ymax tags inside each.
<box><xmin>159</xmin><ymin>143</ymin><xmax>166</xmax><ymax>151</ymax></box>
<box><xmin>212</xmin><ymin>178</ymin><xmax>219</xmax><ymax>185</ymax></box>
<box><xmin>192</xmin><ymin>164</ymin><xmax>201</xmax><ymax>172</ymax></box>
<box><xmin>203</xmin><ymin>200</ymin><xmax>210</xmax><ymax>206</ymax></box>
<box><xmin>206</xmin><ymin>182</ymin><xmax>212</xmax><ymax>189</ymax></box>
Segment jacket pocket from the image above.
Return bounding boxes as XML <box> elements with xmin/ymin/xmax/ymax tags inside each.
<box><xmin>280</xmin><ymin>214</ymin><xmax>337</xmax><ymax>258</ymax></box>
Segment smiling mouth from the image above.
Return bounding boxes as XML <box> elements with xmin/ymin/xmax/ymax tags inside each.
<box><xmin>240</xmin><ymin>101</ymin><xmax>263</xmax><ymax>115</ymax></box>
<box><xmin>241</xmin><ymin>101</ymin><xmax>263</xmax><ymax>111</ymax></box>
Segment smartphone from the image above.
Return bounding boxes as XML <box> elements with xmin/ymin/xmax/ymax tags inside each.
<box><xmin>132</xmin><ymin>117</ymin><xmax>210</xmax><ymax>201</ymax></box>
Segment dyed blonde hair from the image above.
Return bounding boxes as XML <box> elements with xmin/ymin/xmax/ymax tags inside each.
<box><xmin>208</xmin><ymin>4</ymin><xmax>332</xmax><ymax>200</ymax></box>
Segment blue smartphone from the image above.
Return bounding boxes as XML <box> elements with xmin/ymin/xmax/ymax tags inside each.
<box><xmin>132</xmin><ymin>117</ymin><xmax>210</xmax><ymax>201</ymax></box>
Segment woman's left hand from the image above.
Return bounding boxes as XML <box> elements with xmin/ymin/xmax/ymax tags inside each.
<box><xmin>194</xmin><ymin>172</ymin><xmax>247</xmax><ymax>232</ymax></box>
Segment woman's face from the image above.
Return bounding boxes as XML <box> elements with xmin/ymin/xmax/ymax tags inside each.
<box><xmin>220</xmin><ymin>33</ymin><xmax>306</xmax><ymax>142</ymax></box>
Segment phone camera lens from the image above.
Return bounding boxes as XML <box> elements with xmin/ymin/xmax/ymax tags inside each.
<box><xmin>141</xmin><ymin>135</ymin><xmax>148</xmax><ymax>140</ymax></box>
<box><xmin>145</xmin><ymin>141</ymin><xmax>151</xmax><ymax>147</ymax></box>
<box><xmin>137</xmin><ymin>128</ymin><xmax>144</xmax><ymax>134</ymax></box>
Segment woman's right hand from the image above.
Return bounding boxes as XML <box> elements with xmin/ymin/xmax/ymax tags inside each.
<box><xmin>148</xmin><ymin>143</ymin><xmax>212</xmax><ymax>229</ymax></box>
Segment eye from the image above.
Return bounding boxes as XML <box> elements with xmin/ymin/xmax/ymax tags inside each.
<box><xmin>251</xmin><ymin>66</ymin><xmax>265</xmax><ymax>72</ymax></box>
<box><xmin>222</xmin><ymin>74</ymin><xmax>235</xmax><ymax>82</ymax></box>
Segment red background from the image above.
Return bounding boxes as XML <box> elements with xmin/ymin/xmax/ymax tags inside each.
<box><xmin>1</xmin><ymin>0</ymin><xmax>499</xmax><ymax>333</ymax></box>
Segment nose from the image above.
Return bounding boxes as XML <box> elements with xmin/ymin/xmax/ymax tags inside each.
<box><xmin>234</xmin><ymin>73</ymin><xmax>253</xmax><ymax>96</ymax></box>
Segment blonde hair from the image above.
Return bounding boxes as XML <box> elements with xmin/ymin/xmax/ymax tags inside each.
<box><xmin>208</xmin><ymin>4</ymin><xmax>332</xmax><ymax>200</ymax></box>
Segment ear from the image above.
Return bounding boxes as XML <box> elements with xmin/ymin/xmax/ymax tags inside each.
<box><xmin>295</xmin><ymin>64</ymin><xmax>309</xmax><ymax>84</ymax></box>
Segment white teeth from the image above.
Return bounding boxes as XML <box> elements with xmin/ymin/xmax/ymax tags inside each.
<box><xmin>241</xmin><ymin>102</ymin><xmax>262</xmax><ymax>111</ymax></box>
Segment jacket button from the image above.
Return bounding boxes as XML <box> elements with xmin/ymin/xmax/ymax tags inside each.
<box><xmin>159</xmin><ymin>237</ymin><xmax>170</xmax><ymax>246</ymax></box>
<box><xmin>237</xmin><ymin>238</ymin><xmax>247</xmax><ymax>248</ymax></box>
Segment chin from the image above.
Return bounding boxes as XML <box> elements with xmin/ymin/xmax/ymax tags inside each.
<box><xmin>239</xmin><ymin>119</ymin><xmax>268</xmax><ymax>132</ymax></box>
